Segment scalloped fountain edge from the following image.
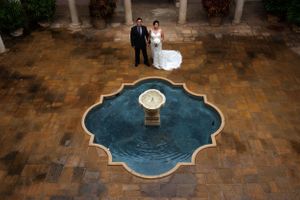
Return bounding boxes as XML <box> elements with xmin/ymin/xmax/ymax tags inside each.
<box><xmin>81</xmin><ymin>76</ymin><xmax>225</xmax><ymax>179</ymax></box>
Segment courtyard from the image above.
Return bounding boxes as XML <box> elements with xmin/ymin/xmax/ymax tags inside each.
<box><xmin>0</xmin><ymin>18</ymin><xmax>300</xmax><ymax>200</ymax></box>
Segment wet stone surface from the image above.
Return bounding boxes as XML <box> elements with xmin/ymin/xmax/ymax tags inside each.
<box><xmin>72</xmin><ymin>167</ymin><xmax>86</xmax><ymax>182</ymax></box>
<box><xmin>45</xmin><ymin>163</ymin><xmax>64</xmax><ymax>183</ymax></box>
<box><xmin>0</xmin><ymin>29</ymin><xmax>299</xmax><ymax>199</ymax></box>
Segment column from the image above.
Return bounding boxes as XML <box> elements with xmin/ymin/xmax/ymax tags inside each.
<box><xmin>0</xmin><ymin>35</ymin><xmax>5</xmax><ymax>53</ymax></box>
<box><xmin>124</xmin><ymin>0</ymin><xmax>133</xmax><ymax>25</ymax></box>
<box><xmin>68</xmin><ymin>0</ymin><xmax>81</xmax><ymax>28</ymax></box>
<box><xmin>233</xmin><ymin>0</ymin><xmax>245</xmax><ymax>24</ymax></box>
<box><xmin>178</xmin><ymin>0</ymin><xmax>187</xmax><ymax>24</ymax></box>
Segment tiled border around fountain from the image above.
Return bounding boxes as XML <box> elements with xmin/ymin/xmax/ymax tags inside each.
<box><xmin>81</xmin><ymin>76</ymin><xmax>225</xmax><ymax>179</ymax></box>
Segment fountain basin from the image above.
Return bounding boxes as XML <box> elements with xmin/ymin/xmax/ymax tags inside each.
<box><xmin>82</xmin><ymin>77</ymin><xmax>224</xmax><ymax>178</ymax></box>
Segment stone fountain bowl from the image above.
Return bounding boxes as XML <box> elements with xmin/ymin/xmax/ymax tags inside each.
<box><xmin>139</xmin><ymin>89</ymin><xmax>166</xmax><ymax>111</ymax></box>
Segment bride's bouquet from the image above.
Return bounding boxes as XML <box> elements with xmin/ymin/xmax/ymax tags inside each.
<box><xmin>153</xmin><ymin>38</ymin><xmax>161</xmax><ymax>47</ymax></box>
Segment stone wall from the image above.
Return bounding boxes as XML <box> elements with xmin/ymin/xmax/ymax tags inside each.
<box><xmin>55</xmin><ymin>0</ymin><xmax>123</xmax><ymax>18</ymax></box>
<box><xmin>54</xmin><ymin>0</ymin><xmax>264</xmax><ymax>24</ymax></box>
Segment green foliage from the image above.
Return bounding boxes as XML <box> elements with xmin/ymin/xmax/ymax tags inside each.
<box><xmin>89</xmin><ymin>0</ymin><xmax>116</xmax><ymax>20</ymax></box>
<box><xmin>262</xmin><ymin>0</ymin><xmax>288</xmax><ymax>18</ymax></box>
<box><xmin>202</xmin><ymin>0</ymin><xmax>231</xmax><ymax>17</ymax></box>
<box><xmin>0</xmin><ymin>0</ymin><xmax>25</xmax><ymax>33</ymax></box>
<box><xmin>263</xmin><ymin>0</ymin><xmax>300</xmax><ymax>26</ymax></box>
<box><xmin>23</xmin><ymin>0</ymin><xmax>56</xmax><ymax>23</ymax></box>
<box><xmin>287</xmin><ymin>0</ymin><xmax>300</xmax><ymax>26</ymax></box>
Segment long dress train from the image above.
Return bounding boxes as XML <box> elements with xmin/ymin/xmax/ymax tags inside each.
<box><xmin>150</xmin><ymin>30</ymin><xmax>182</xmax><ymax>71</ymax></box>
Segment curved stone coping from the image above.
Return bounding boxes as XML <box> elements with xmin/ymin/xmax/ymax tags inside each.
<box><xmin>81</xmin><ymin>76</ymin><xmax>225</xmax><ymax>179</ymax></box>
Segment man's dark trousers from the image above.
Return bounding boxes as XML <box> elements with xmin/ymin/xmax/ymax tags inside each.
<box><xmin>135</xmin><ymin>46</ymin><xmax>148</xmax><ymax>66</ymax></box>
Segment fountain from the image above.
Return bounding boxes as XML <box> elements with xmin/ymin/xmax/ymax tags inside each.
<box><xmin>139</xmin><ymin>89</ymin><xmax>166</xmax><ymax>126</ymax></box>
<box><xmin>82</xmin><ymin>77</ymin><xmax>225</xmax><ymax>178</ymax></box>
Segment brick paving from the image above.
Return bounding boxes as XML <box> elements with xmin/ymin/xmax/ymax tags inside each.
<box><xmin>0</xmin><ymin>27</ymin><xmax>300</xmax><ymax>199</ymax></box>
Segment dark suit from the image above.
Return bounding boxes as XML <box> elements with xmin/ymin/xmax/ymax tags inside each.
<box><xmin>130</xmin><ymin>25</ymin><xmax>149</xmax><ymax>66</ymax></box>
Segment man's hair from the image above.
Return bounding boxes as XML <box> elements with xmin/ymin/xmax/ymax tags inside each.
<box><xmin>153</xmin><ymin>20</ymin><xmax>159</xmax><ymax>26</ymax></box>
<box><xmin>136</xmin><ymin>17</ymin><xmax>142</xmax><ymax>21</ymax></box>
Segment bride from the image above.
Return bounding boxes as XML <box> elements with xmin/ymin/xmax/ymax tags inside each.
<box><xmin>149</xmin><ymin>20</ymin><xmax>182</xmax><ymax>71</ymax></box>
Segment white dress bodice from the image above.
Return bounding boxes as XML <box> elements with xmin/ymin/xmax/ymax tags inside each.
<box><xmin>150</xmin><ymin>30</ymin><xmax>162</xmax><ymax>46</ymax></box>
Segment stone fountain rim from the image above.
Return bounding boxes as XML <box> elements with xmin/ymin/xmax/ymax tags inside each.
<box><xmin>138</xmin><ymin>88</ymin><xmax>166</xmax><ymax>110</ymax></box>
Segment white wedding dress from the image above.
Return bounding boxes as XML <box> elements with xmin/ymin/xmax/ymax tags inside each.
<box><xmin>150</xmin><ymin>30</ymin><xmax>182</xmax><ymax>71</ymax></box>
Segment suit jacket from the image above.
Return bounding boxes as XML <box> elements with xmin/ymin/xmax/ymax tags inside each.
<box><xmin>130</xmin><ymin>25</ymin><xmax>149</xmax><ymax>48</ymax></box>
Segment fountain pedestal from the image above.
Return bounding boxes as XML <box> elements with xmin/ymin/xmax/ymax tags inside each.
<box><xmin>139</xmin><ymin>89</ymin><xmax>166</xmax><ymax>126</ymax></box>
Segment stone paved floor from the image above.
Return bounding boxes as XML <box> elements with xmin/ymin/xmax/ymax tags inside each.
<box><xmin>0</xmin><ymin>28</ymin><xmax>300</xmax><ymax>200</ymax></box>
<box><xmin>50</xmin><ymin>19</ymin><xmax>300</xmax><ymax>56</ymax></box>
<box><xmin>52</xmin><ymin>0</ymin><xmax>300</xmax><ymax>56</ymax></box>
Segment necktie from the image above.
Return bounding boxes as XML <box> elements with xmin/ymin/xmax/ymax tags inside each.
<box><xmin>139</xmin><ymin>27</ymin><xmax>142</xmax><ymax>35</ymax></box>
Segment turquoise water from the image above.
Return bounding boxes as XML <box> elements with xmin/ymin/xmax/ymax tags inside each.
<box><xmin>84</xmin><ymin>79</ymin><xmax>222</xmax><ymax>176</ymax></box>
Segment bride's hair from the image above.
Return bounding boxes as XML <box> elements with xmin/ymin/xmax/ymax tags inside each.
<box><xmin>153</xmin><ymin>20</ymin><xmax>159</xmax><ymax>26</ymax></box>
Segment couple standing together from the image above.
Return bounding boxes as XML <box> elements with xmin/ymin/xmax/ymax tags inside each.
<box><xmin>130</xmin><ymin>18</ymin><xmax>182</xmax><ymax>71</ymax></box>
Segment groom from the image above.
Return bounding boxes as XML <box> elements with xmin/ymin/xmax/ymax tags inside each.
<box><xmin>130</xmin><ymin>17</ymin><xmax>150</xmax><ymax>67</ymax></box>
